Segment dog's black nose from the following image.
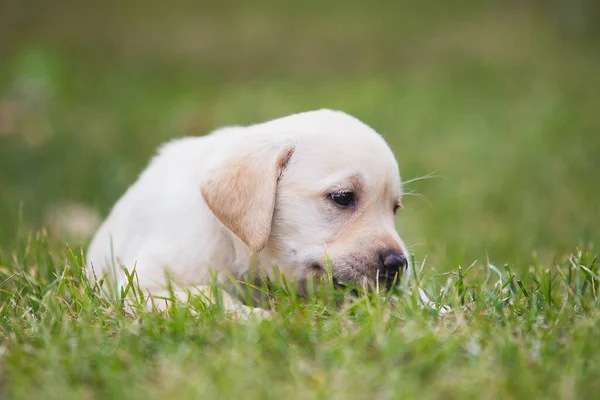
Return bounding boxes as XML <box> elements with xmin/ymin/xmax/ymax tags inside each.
<box><xmin>380</xmin><ymin>250</ymin><xmax>408</xmax><ymax>276</ymax></box>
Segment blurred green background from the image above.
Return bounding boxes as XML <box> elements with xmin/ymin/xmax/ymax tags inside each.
<box><xmin>1</xmin><ymin>0</ymin><xmax>599</xmax><ymax>272</ymax></box>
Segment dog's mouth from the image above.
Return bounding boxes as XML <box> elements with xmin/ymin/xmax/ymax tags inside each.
<box><xmin>377</xmin><ymin>270</ymin><xmax>403</xmax><ymax>290</ymax></box>
<box><xmin>334</xmin><ymin>275</ymin><xmax>400</xmax><ymax>292</ymax></box>
<box><xmin>309</xmin><ymin>262</ymin><xmax>401</xmax><ymax>293</ymax></box>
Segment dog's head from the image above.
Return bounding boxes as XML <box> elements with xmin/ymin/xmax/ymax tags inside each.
<box><xmin>202</xmin><ymin>109</ymin><xmax>409</xmax><ymax>290</ymax></box>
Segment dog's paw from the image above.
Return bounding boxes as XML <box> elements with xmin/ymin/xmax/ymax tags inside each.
<box><xmin>229</xmin><ymin>304</ymin><xmax>272</xmax><ymax>321</ymax></box>
<box><xmin>418</xmin><ymin>287</ymin><xmax>452</xmax><ymax>315</ymax></box>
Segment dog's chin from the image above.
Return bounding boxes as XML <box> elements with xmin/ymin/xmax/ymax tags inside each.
<box><xmin>333</xmin><ymin>275</ymin><xmax>401</xmax><ymax>293</ymax></box>
<box><xmin>302</xmin><ymin>261</ymin><xmax>403</xmax><ymax>294</ymax></box>
<box><xmin>324</xmin><ymin>268</ymin><xmax>402</xmax><ymax>293</ymax></box>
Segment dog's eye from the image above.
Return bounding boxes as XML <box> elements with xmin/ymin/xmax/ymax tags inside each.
<box><xmin>393</xmin><ymin>203</ymin><xmax>401</xmax><ymax>214</ymax></box>
<box><xmin>330</xmin><ymin>192</ymin><xmax>355</xmax><ymax>207</ymax></box>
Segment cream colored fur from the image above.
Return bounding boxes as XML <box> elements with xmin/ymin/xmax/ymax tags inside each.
<box><xmin>86</xmin><ymin>109</ymin><xmax>409</xmax><ymax>317</ymax></box>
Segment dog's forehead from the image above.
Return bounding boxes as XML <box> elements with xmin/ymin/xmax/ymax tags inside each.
<box><xmin>264</xmin><ymin>110</ymin><xmax>395</xmax><ymax>158</ymax></box>
<box><xmin>268</xmin><ymin>110</ymin><xmax>402</xmax><ymax>195</ymax></box>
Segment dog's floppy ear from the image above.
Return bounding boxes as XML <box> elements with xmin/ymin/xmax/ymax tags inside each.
<box><xmin>201</xmin><ymin>135</ymin><xmax>295</xmax><ymax>254</ymax></box>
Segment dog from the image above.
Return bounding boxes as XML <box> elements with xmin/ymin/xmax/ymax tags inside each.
<box><xmin>86</xmin><ymin>109</ymin><xmax>409</xmax><ymax>316</ymax></box>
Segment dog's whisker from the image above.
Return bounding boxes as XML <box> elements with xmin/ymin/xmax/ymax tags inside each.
<box><xmin>400</xmin><ymin>191</ymin><xmax>434</xmax><ymax>208</ymax></box>
<box><xmin>400</xmin><ymin>171</ymin><xmax>440</xmax><ymax>187</ymax></box>
<box><xmin>406</xmin><ymin>242</ymin><xmax>426</xmax><ymax>250</ymax></box>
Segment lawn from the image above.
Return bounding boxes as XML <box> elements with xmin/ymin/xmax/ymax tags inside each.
<box><xmin>1</xmin><ymin>2</ymin><xmax>599</xmax><ymax>399</ymax></box>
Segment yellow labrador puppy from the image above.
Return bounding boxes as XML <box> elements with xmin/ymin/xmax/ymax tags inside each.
<box><xmin>86</xmin><ymin>109</ymin><xmax>409</xmax><ymax>316</ymax></box>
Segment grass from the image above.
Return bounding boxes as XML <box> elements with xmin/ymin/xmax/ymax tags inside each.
<box><xmin>1</xmin><ymin>231</ymin><xmax>600</xmax><ymax>399</ymax></box>
<box><xmin>1</xmin><ymin>2</ymin><xmax>600</xmax><ymax>398</ymax></box>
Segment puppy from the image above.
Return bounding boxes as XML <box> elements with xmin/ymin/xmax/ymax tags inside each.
<box><xmin>86</xmin><ymin>109</ymin><xmax>409</xmax><ymax>315</ymax></box>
